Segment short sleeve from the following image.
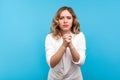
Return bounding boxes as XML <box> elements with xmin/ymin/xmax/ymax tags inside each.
<box><xmin>72</xmin><ymin>32</ymin><xmax>86</xmax><ymax>66</ymax></box>
<box><xmin>45</xmin><ymin>34</ymin><xmax>56</xmax><ymax>67</ymax></box>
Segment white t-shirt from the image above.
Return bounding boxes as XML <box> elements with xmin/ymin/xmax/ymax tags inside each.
<box><xmin>45</xmin><ymin>32</ymin><xmax>86</xmax><ymax>80</ymax></box>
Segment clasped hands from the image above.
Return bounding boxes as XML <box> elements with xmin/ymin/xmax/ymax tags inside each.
<box><xmin>62</xmin><ymin>34</ymin><xmax>72</xmax><ymax>47</ymax></box>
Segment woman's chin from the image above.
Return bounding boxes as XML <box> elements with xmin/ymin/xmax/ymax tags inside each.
<box><xmin>62</xmin><ymin>29</ymin><xmax>68</xmax><ymax>31</ymax></box>
<box><xmin>62</xmin><ymin>28</ymin><xmax>70</xmax><ymax>31</ymax></box>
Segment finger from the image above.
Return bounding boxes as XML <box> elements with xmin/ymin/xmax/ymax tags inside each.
<box><xmin>63</xmin><ymin>34</ymin><xmax>71</xmax><ymax>40</ymax></box>
<box><xmin>65</xmin><ymin>38</ymin><xmax>71</xmax><ymax>42</ymax></box>
<box><xmin>66</xmin><ymin>39</ymin><xmax>71</xmax><ymax>43</ymax></box>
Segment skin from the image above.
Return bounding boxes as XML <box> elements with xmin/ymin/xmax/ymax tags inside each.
<box><xmin>50</xmin><ymin>10</ymin><xmax>80</xmax><ymax>68</ymax></box>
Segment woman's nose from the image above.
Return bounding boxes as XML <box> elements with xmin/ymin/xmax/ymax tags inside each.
<box><xmin>64</xmin><ymin>18</ymin><xmax>67</xmax><ymax>23</ymax></box>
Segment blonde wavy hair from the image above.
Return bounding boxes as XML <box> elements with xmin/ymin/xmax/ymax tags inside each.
<box><xmin>50</xmin><ymin>6</ymin><xmax>80</xmax><ymax>39</ymax></box>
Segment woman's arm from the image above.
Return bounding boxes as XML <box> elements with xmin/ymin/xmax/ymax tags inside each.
<box><xmin>45</xmin><ymin>34</ymin><xmax>68</xmax><ymax>68</ymax></box>
<box><xmin>68</xmin><ymin>43</ymin><xmax>80</xmax><ymax>62</ymax></box>
<box><xmin>69</xmin><ymin>32</ymin><xmax>86</xmax><ymax>66</ymax></box>
<box><xmin>50</xmin><ymin>44</ymin><xmax>66</xmax><ymax>68</ymax></box>
<box><xmin>50</xmin><ymin>34</ymin><xmax>72</xmax><ymax>68</ymax></box>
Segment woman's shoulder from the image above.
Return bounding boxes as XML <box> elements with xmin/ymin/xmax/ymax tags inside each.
<box><xmin>46</xmin><ymin>33</ymin><xmax>53</xmax><ymax>39</ymax></box>
<box><xmin>45</xmin><ymin>33</ymin><xmax>55</xmax><ymax>41</ymax></box>
<box><xmin>46</xmin><ymin>33</ymin><xmax>52</xmax><ymax>37</ymax></box>
<box><xmin>75</xmin><ymin>32</ymin><xmax>85</xmax><ymax>38</ymax></box>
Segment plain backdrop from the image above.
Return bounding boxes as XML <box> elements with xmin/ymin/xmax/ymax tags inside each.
<box><xmin>0</xmin><ymin>0</ymin><xmax>120</xmax><ymax>80</ymax></box>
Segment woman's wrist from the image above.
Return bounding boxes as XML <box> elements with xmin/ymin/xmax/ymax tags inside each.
<box><xmin>68</xmin><ymin>42</ymin><xmax>74</xmax><ymax>49</ymax></box>
<box><xmin>62</xmin><ymin>44</ymin><xmax>67</xmax><ymax>49</ymax></box>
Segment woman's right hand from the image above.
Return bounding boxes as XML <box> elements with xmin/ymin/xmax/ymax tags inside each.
<box><xmin>62</xmin><ymin>34</ymin><xmax>72</xmax><ymax>47</ymax></box>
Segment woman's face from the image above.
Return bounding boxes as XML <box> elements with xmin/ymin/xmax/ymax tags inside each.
<box><xmin>58</xmin><ymin>10</ymin><xmax>73</xmax><ymax>32</ymax></box>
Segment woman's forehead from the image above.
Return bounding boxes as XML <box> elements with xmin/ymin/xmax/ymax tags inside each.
<box><xmin>60</xmin><ymin>10</ymin><xmax>72</xmax><ymax>16</ymax></box>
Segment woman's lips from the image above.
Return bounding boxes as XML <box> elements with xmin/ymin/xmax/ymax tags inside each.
<box><xmin>63</xmin><ymin>25</ymin><xmax>69</xmax><ymax>27</ymax></box>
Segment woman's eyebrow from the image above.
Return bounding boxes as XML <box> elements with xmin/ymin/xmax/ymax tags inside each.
<box><xmin>60</xmin><ymin>15</ymin><xmax>72</xmax><ymax>17</ymax></box>
<box><xmin>66</xmin><ymin>16</ymin><xmax>72</xmax><ymax>17</ymax></box>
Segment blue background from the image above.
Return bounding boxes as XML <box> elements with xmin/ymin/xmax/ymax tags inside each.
<box><xmin>0</xmin><ymin>0</ymin><xmax>120</xmax><ymax>80</ymax></box>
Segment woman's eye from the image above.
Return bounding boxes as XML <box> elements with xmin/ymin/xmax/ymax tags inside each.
<box><xmin>67</xmin><ymin>17</ymin><xmax>72</xmax><ymax>19</ymax></box>
<box><xmin>59</xmin><ymin>16</ymin><xmax>72</xmax><ymax>20</ymax></box>
<box><xmin>59</xmin><ymin>17</ymin><xmax>64</xmax><ymax>20</ymax></box>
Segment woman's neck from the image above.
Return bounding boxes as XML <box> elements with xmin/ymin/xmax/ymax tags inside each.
<box><xmin>60</xmin><ymin>30</ymin><xmax>71</xmax><ymax>36</ymax></box>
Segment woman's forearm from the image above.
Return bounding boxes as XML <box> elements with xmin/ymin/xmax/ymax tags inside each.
<box><xmin>69</xmin><ymin>43</ymin><xmax>80</xmax><ymax>62</ymax></box>
<box><xmin>50</xmin><ymin>44</ymin><xmax>66</xmax><ymax>68</ymax></box>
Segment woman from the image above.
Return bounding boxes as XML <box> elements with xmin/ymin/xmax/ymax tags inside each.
<box><xmin>45</xmin><ymin>6</ymin><xmax>86</xmax><ymax>80</ymax></box>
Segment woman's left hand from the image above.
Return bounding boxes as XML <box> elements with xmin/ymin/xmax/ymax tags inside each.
<box><xmin>63</xmin><ymin>34</ymin><xmax>72</xmax><ymax>46</ymax></box>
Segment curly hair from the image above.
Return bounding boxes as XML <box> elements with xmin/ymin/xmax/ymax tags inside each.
<box><xmin>50</xmin><ymin>6</ymin><xmax>80</xmax><ymax>39</ymax></box>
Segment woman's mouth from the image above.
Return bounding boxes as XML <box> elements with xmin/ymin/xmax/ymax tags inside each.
<box><xmin>63</xmin><ymin>25</ymin><xmax>69</xmax><ymax>27</ymax></box>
